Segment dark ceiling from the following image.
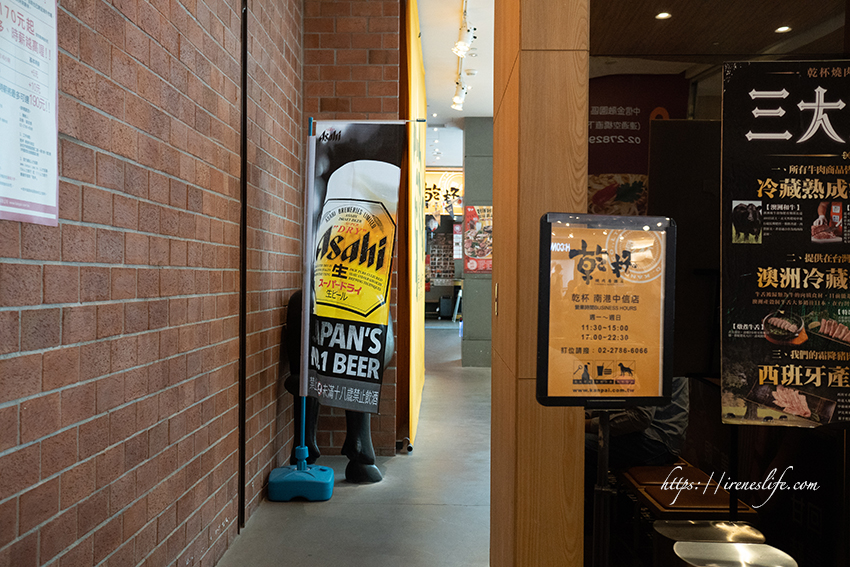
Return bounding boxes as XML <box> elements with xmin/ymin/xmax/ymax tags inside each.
<box><xmin>590</xmin><ymin>0</ymin><xmax>847</xmax><ymax>64</ymax></box>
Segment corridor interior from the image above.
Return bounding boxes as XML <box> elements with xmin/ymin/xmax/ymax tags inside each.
<box><xmin>216</xmin><ymin>320</ymin><xmax>491</xmax><ymax>566</ymax></box>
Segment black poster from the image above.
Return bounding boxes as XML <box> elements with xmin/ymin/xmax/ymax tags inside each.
<box><xmin>722</xmin><ymin>61</ymin><xmax>850</xmax><ymax>427</ymax></box>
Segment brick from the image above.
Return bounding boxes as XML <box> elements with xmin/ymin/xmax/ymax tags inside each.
<box><xmin>8</xmin><ymin>531</ymin><xmax>38</xmax><ymax>567</ymax></box>
<box><xmin>137</xmin><ymin>334</ymin><xmax>159</xmax><ymax>366</ymax></box>
<box><xmin>0</xmin><ymin>354</ymin><xmax>41</xmax><ymax>404</ymax></box>
<box><xmin>96</xmin><ymin>373</ymin><xmax>125</xmax><ymax>413</ymax></box>
<box><xmin>124</xmin><ymin>232</ymin><xmax>149</xmax><ymax>265</ymax></box>
<box><xmin>39</xmin><ymin>509</ymin><xmax>77</xmax><ymax>562</ymax></box>
<box><xmin>96</xmin><ymin>444</ymin><xmax>124</xmax><ymax>488</ymax></box>
<box><xmin>62</xmin><ymin>305</ymin><xmax>96</xmax><ymax>345</ymax></box>
<box><xmin>21</xmin><ymin>223</ymin><xmax>61</xmax><ymax>261</ymax></box>
<box><xmin>0</xmin><ymin>263</ymin><xmax>41</xmax><ymax>306</ymax></box>
<box><xmin>124</xmin><ymin>165</ymin><xmax>149</xmax><ymax>200</ymax></box>
<box><xmin>80</xmin><ymin>266</ymin><xmax>110</xmax><ymax>302</ymax></box>
<box><xmin>97</xmin><ymin>75</ymin><xmax>125</xmax><ymax>120</ymax></box>
<box><xmin>97</xmin><ymin>303</ymin><xmax>124</xmax><ymax>338</ymax></box>
<box><xmin>0</xmin><ymin>444</ymin><xmax>40</xmax><ymax>501</ymax></box>
<box><xmin>43</xmin><ymin>346</ymin><xmax>80</xmax><ymax>390</ymax></box>
<box><xmin>0</xmin><ymin>220</ymin><xmax>20</xmax><ymax>257</ymax></box>
<box><xmin>61</xmin><ymin>139</ymin><xmax>96</xmax><ymax>184</ymax></box>
<box><xmin>113</xmin><ymin>194</ymin><xmax>139</xmax><ymax>230</ymax></box>
<box><xmin>97</xmin><ymin>153</ymin><xmax>124</xmax><ymax>191</ymax></box>
<box><xmin>111</xmin><ymin>267</ymin><xmax>137</xmax><ymax>300</ymax></box>
<box><xmin>111</xmin><ymin>46</ymin><xmax>138</xmax><ymax>91</ymax></box>
<box><xmin>60</xmin><ymin>461</ymin><xmax>95</xmax><ymax>511</ymax></box>
<box><xmin>0</xmin><ymin>404</ymin><xmax>18</xmax><ymax>452</ymax></box>
<box><xmin>78</xmin><ymin>415</ymin><xmax>109</xmax><ymax>459</ymax></box>
<box><xmin>82</xmin><ymin>185</ymin><xmax>113</xmax><ymax>225</ymax></box>
<box><xmin>149</xmin><ymin>235</ymin><xmax>169</xmax><ymax>265</ymax></box>
<box><xmin>20</xmin><ymin>392</ymin><xmax>61</xmax><ymax>443</ymax></box>
<box><xmin>108</xmin><ymin>473</ymin><xmax>135</xmax><ymax>516</ymax></box>
<box><xmin>78</xmin><ymin>105</ymin><xmax>112</xmax><ymax>149</ymax></box>
<box><xmin>137</xmin><ymin>269</ymin><xmax>159</xmax><ymax>298</ymax></box>
<box><xmin>0</xmin><ymin>311</ymin><xmax>19</xmax><ymax>355</ymax></box>
<box><xmin>109</xmin><ymin>403</ymin><xmax>136</xmax><ymax>445</ymax></box>
<box><xmin>149</xmin><ymin>300</ymin><xmax>168</xmax><ymax>329</ymax></box>
<box><xmin>97</xmin><ymin>228</ymin><xmax>124</xmax><ymax>263</ymax></box>
<box><xmin>79</xmin><ymin>340</ymin><xmax>111</xmax><ymax>381</ymax></box>
<box><xmin>44</xmin><ymin>265</ymin><xmax>80</xmax><ymax>305</ymax></box>
<box><xmin>59</xmin><ymin>181</ymin><xmax>82</xmax><ymax>221</ymax></box>
<box><xmin>0</xmin><ymin>497</ymin><xmax>16</xmax><ymax>548</ymax></box>
<box><xmin>62</xmin><ymin>223</ymin><xmax>97</xmax><ymax>263</ymax></box>
<box><xmin>368</xmin><ymin>81</ymin><xmax>397</xmax><ymax>96</ymax></box>
<box><xmin>111</xmin><ymin>335</ymin><xmax>138</xmax><ymax>371</ymax></box>
<box><xmin>76</xmin><ymin>487</ymin><xmax>109</xmax><ymax>535</ymax></box>
<box><xmin>60</xmin><ymin>538</ymin><xmax>95</xmax><ymax>567</ymax></box>
<box><xmin>61</xmin><ymin>382</ymin><xmax>96</xmax><ymax>427</ymax></box>
<box><xmin>122</xmin><ymin>499</ymin><xmax>146</xmax><ymax>540</ymax></box>
<box><xmin>21</xmin><ymin>308</ymin><xmax>61</xmax><ymax>351</ymax></box>
<box><xmin>19</xmin><ymin>477</ymin><xmax>60</xmax><ymax>533</ymax></box>
<box><xmin>60</xmin><ymin>54</ymin><xmax>97</xmax><ymax>108</ymax></box>
<box><xmin>320</xmin><ymin>98</ymin><xmax>351</xmax><ymax>112</ymax></box>
<box><xmin>41</xmin><ymin>427</ymin><xmax>78</xmax><ymax>478</ymax></box>
<box><xmin>125</xmin><ymin>302</ymin><xmax>149</xmax><ymax>334</ymax></box>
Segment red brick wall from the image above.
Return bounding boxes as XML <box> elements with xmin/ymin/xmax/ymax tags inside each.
<box><xmin>0</xmin><ymin>0</ymin><xmax>301</xmax><ymax>564</ymax></box>
<box><xmin>242</xmin><ymin>0</ymin><xmax>304</xmax><ymax>518</ymax></box>
<box><xmin>303</xmin><ymin>0</ymin><xmax>401</xmax><ymax>456</ymax></box>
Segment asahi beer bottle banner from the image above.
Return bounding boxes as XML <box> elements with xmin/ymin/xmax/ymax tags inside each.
<box><xmin>721</xmin><ymin>61</ymin><xmax>850</xmax><ymax>427</ymax></box>
<box><xmin>307</xmin><ymin>121</ymin><xmax>405</xmax><ymax>413</ymax></box>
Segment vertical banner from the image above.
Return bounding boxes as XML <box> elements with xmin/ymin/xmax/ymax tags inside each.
<box><xmin>722</xmin><ymin>61</ymin><xmax>850</xmax><ymax>427</ymax></box>
<box><xmin>587</xmin><ymin>74</ymin><xmax>688</xmax><ymax>216</ymax></box>
<box><xmin>463</xmin><ymin>205</ymin><xmax>492</xmax><ymax>273</ymax></box>
<box><xmin>452</xmin><ymin>223</ymin><xmax>462</xmax><ymax>259</ymax></box>
<box><xmin>0</xmin><ymin>0</ymin><xmax>58</xmax><ymax>225</ymax></box>
<box><xmin>307</xmin><ymin>121</ymin><xmax>405</xmax><ymax>413</ymax></box>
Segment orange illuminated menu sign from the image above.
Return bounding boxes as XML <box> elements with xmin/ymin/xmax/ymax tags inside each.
<box><xmin>537</xmin><ymin>213</ymin><xmax>676</xmax><ymax>407</ymax></box>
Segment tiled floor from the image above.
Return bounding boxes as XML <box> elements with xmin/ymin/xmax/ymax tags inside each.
<box><xmin>216</xmin><ymin>319</ymin><xmax>491</xmax><ymax>567</ymax></box>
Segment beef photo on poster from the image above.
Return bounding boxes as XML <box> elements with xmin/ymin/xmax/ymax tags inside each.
<box><xmin>731</xmin><ymin>201</ymin><xmax>762</xmax><ymax>244</ymax></box>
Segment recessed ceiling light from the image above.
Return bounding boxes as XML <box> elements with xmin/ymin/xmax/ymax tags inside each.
<box><xmin>655</xmin><ymin>12</ymin><xmax>671</xmax><ymax>20</ymax></box>
<box><xmin>775</xmin><ymin>25</ymin><xmax>791</xmax><ymax>33</ymax></box>
<box><xmin>432</xmin><ymin>113</ymin><xmax>437</xmax><ymax>117</ymax></box>
<box><xmin>433</xmin><ymin>127</ymin><xmax>438</xmax><ymax>132</ymax></box>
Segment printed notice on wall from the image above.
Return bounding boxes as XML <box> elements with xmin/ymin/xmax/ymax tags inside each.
<box><xmin>721</xmin><ymin>60</ymin><xmax>850</xmax><ymax>427</ymax></box>
<box><xmin>537</xmin><ymin>214</ymin><xmax>676</xmax><ymax>407</ymax></box>
<box><xmin>0</xmin><ymin>0</ymin><xmax>58</xmax><ymax>226</ymax></box>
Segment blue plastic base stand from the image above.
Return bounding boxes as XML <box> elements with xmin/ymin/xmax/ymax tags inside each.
<box><xmin>268</xmin><ymin>463</ymin><xmax>334</xmax><ymax>502</ymax></box>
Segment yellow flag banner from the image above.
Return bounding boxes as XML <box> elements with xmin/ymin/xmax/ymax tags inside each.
<box><xmin>307</xmin><ymin>121</ymin><xmax>406</xmax><ymax>413</ymax></box>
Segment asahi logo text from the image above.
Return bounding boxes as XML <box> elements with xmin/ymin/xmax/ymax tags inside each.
<box><xmin>316</xmin><ymin>228</ymin><xmax>388</xmax><ymax>272</ymax></box>
<box><xmin>319</xmin><ymin>129</ymin><xmax>342</xmax><ymax>143</ymax></box>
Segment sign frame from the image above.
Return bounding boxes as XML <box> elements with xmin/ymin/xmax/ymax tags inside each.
<box><xmin>536</xmin><ymin>213</ymin><xmax>676</xmax><ymax>408</ymax></box>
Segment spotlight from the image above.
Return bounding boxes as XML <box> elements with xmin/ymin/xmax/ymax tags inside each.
<box><xmin>452</xmin><ymin>20</ymin><xmax>477</xmax><ymax>57</ymax></box>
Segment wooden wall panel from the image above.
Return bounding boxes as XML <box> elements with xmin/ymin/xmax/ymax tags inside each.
<box><xmin>492</xmin><ymin>0</ymin><xmax>587</xmax><ymax>564</ymax></box>
<box><xmin>492</xmin><ymin>65</ymin><xmax>520</xmax><ymax>373</ymax></box>
<box><xmin>516</xmin><ymin>380</ymin><xmax>584</xmax><ymax>566</ymax></box>
<box><xmin>516</xmin><ymin>51</ymin><xmax>588</xmax><ymax>379</ymax></box>
<box><xmin>493</xmin><ymin>0</ymin><xmax>520</xmax><ymax>118</ymax></box>
<box><xmin>522</xmin><ymin>0</ymin><xmax>589</xmax><ymax>52</ymax></box>
<box><xmin>490</xmin><ymin>353</ymin><xmax>518</xmax><ymax>566</ymax></box>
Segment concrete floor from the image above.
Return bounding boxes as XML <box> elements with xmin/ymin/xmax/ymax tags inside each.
<box><xmin>217</xmin><ymin>320</ymin><xmax>491</xmax><ymax>567</ymax></box>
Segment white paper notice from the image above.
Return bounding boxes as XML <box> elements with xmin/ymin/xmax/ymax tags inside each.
<box><xmin>0</xmin><ymin>0</ymin><xmax>58</xmax><ymax>226</ymax></box>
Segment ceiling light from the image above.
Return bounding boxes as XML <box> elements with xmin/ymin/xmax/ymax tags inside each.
<box><xmin>452</xmin><ymin>79</ymin><xmax>468</xmax><ymax>105</ymax></box>
<box><xmin>433</xmin><ymin>127</ymin><xmax>438</xmax><ymax>132</ymax></box>
<box><xmin>432</xmin><ymin>112</ymin><xmax>437</xmax><ymax>117</ymax></box>
<box><xmin>451</xmin><ymin>102</ymin><xmax>463</xmax><ymax>111</ymax></box>
<box><xmin>655</xmin><ymin>12</ymin><xmax>671</xmax><ymax>19</ymax></box>
<box><xmin>775</xmin><ymin>25</ymin><xmax>791</xmax><ymax>33</ymax></box>
<box><xmin>452</xmin><ymin>22</ymin><xmax>477</xmax><ymax>57</ymax></box>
